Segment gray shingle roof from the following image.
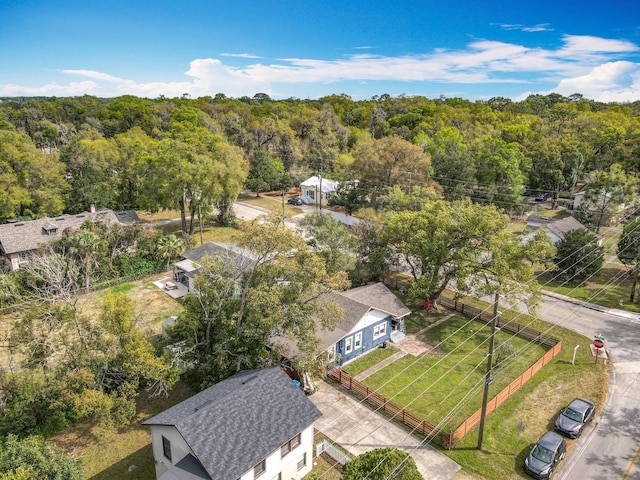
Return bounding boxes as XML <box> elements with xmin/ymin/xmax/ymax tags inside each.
<box><xmin>341</xmin><ymin>282</ymin><xmax>411</xmax><ymax>318</ymax></box>
<box><xmin>142</xmin><ymin>367</ymin><xmax>321</xmax><ymax>480</ymax></box>
<box><xmin>159</xmin><ymin>454</ymin><xmax>211</xmax><ymax>480</ymax></box>
<box><xmin>0</xmin><ymin>210</ymin><xmax>120</xmax><ymax>255</ymax></box>
<box><xmin>526</xmin><ymin>214</ymin><xmax>603</xmax><ymax>242</ymax></box>
<box><xmin>270</xmin><ymin>283</ymin><xmax>410</xmax><ymax>358</ymax></box>
<box><xmin>182</xmin><ymin>242</ymin><xmax>257</xmax><ymax>273</ymax></box>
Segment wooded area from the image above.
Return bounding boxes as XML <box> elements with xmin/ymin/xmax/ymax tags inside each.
<box><xmin>1</xmin><ymin>92</ymin><xmax>638</xmax><ymax>478</ymax></box>
<box><xmin>2</xmin><ymin>92</ymin><xmax>639</xmax><ymax>228</ymax></box>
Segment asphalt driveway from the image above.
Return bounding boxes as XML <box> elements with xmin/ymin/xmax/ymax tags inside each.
<box><xmin>310</xmin><ymin>380</ymin><xmax>461</xmax><ymax>480</ymax></box>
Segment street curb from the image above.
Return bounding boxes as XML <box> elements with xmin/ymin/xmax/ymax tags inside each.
<box><xmin>542</xmin><ymin>290</ymin><xmax>639</xmax><ymax>321</ymax></box>
<box><xmin>542</xmin><ymin>290</ymin><xmax>609</xmax><ymax>313</ymax></box>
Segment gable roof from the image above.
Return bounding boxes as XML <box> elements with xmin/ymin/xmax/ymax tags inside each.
<box><xmin>271</xmin><ymin>283</ymin><xmax>410</xmax><ymax>358</ymax></box>
<box><xmin>0</xmin><ymin>210</ymin><xmax>120</xmax><ymax>255</ymax></box>
<box><xmin>142</xmin><ymin>367</ymin><xmax>321</xmax><ymax>480</ymax></box>
<box><xmin>526</xmin><ymin>214</ymin><xmax>602</xmax><ymax>243</ymax></box>
<box><xmin>300</xmin><ymin>175</ymin><xmax>339</xmax><ymax>193</ymax></box>
<box><xmin>341</xmin><ymin>282</ymin><xmax>411</xmax><ymax>318</ymax></box>
<box><xmin>176</xmin><ymin>242</ymin><xmax>258</xmax><ymax>280</ymax></box>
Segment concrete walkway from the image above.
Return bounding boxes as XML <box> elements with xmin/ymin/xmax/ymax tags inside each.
<box><xmin>353</xmin><ymin>350</ymin><xmax>407</xmax><ymax>381</ymax></box>
<box><xmin>353</xmin><ymin>314</ymin><xmax>457</xmax><ymax>382</ymax></box>
<box><xmin>311</xmin><ymin>381</ymin><xmax>461</xmax><ymax>480</ymax></box>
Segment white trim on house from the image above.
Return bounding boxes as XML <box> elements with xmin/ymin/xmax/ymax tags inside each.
<box><xmin>300</xmin><ymin>176</ymin><xmax>339</xmax><ymax>206</ymax></box>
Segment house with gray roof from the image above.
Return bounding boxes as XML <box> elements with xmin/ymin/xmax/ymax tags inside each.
<box><xmin>173</xmin><ymin>242</ymin><xmax>257</xmax><ymax>294</ymax></box>
<box><xmin>142</xmin><ymin>367</ymin><xmax>321</xmax><ymax>480</ymax></box>
<box><xmin>0</xmin><ymin>208</ymin><xmax>136</xmax><ymax>271</ymax></box>
<box><xmin>525</xmin><ymin>214</ymin><xmax>604</xmax><ymax>246</ymax></box>
<box><xmin>271</xmin><ymin>282</ymin><xmax>411</xmax><ymax>367</ymax></box>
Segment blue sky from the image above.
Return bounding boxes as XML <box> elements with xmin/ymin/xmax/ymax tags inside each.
<box><xmin>1</xmin><ymin>0</ymin><xmax>639</xmax><ymax>101</ymax></box>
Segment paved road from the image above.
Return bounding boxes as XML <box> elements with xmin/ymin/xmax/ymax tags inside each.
<box><xmin>535</xmin><ymin>295</ymin><xmax>640</xmax><ymax>480</ymax></box>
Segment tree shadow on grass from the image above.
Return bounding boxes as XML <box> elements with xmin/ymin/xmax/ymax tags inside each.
<box><xmin>90</xmin><ymin>444</ymin><xmax>155</xmax><ymax>480</ymax></box>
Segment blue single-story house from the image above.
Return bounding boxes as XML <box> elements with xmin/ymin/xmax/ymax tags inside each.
<box><xmin>272</xmin><ymin>282</ymin><xmax>411</xmax><ymax>367</ymax></box>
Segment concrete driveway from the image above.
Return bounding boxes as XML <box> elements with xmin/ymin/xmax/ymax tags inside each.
<box><xmin>310</xmin><ymin>381</ymin><xmax>461</xmax><ymax>480</ymax></box>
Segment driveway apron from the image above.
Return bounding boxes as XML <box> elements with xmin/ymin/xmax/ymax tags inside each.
<box><xmin>310</xmin><ymin>381</ymin><xmax>461</xmax><ymax>480</ymax></box>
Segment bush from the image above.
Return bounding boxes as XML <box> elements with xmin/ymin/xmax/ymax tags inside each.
<box><xmin>343</xmin><ymin>448</ymin><xmax>423</xmax><ymax>480</ymax></box>
<box><xmin>0</xmin><ymin>435</ymin><xmax>83</xmax><ymax>480</ymax></box>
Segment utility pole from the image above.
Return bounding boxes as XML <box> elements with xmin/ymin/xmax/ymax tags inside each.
<box><xmin>198</xmin><ymin>204</ymin><xmax>203</xmax><ymax>245</ymax></box>
<box><xmin>477</xmin><ymin>292</ymin><xmax>499</xmax><ymax>451</ymax></box>
<box><xmin>281</xmin><ymin>188</ymin><xmax>285</xmax><ymax>229</ymax></box>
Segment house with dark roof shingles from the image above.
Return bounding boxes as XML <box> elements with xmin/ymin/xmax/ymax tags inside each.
<box><xmin>142</xmin><ymin>367</ymin><xmax>322</xmax><ymax>480</ymax></box>
<box><xmin>0</xmin><ymin>208</ymin><xmax>138</xmax><ymax>271</ymax></box>
<box><xmin>271</xmin><ymin>282</ymin><xmax>411</xmax><ymax>367</ymax></box>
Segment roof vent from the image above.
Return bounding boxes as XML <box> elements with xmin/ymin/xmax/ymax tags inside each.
<box><xmin>76</xmin><ymin>215</ymin><xmax>85</xmax><ymax>218</ymax></box>
<box><xmin>193</xmin><ymin>399</ymin><xmax>214</xmax><ymax>412</ymax></box>
<box><xmin>13</xmin><ymin>223</ymin><xmax>24</xmax><ymax>227</ymax></box>
<box><xmin>241</xmin><ymin>375</ymin><xmax>258</xmax><ymax>385</ymax></box>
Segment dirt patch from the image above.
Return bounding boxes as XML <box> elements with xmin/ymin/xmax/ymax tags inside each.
<box><xmin>395</xmin><ymin>334</ymin><xmax>438</xmax><ymax>356</ymax></box>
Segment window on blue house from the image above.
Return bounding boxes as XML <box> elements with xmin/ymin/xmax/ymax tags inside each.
<box><xmin>345</xmin><ymin>336</ymin><xmax>353</xmax><ymax>354</ymax></box>
<box><xmin>373</xmin><ymin>322</ymin><xmax>387</xmax><ymax>339</ymax></box>
<box><xmin>354</xmin><ymin>332</ymin><xmax>362</xmax><ymax>349</ymax></box>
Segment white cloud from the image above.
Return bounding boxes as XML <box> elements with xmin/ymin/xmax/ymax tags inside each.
<box><xmin>1</xmin><ymin>34</ymin><xmax>638</xmax><ymax>101</ymax></box>
<box><xmin>559</xmin><ymin>35</ymin><xmax>639</xmax><ymax>54</ymax></box>
<box><xmin>219</xmin><ymin>53</ymin><xmax>261</xmax><ymax>59</ymax></box>
<box><xmin>551</xmin><ymin>61</ymin><xmax>640</xmax><ymax>102</ymax></box>
<box><xmin>496</xmin><ymin>23</ymin><xmax>554</xmax><ymax>33</ymax></box>
<box><xmin>61</xmin><ymin>70</ymin><xmax>133</xmax><ymax>83</ymax></box>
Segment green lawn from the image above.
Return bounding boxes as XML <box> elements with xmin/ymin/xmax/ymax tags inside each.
<box><xmin>361</xmin><ymin>315</ymin><xmax>548</xmax><ymax>431</ymax></box>
<box><xmin>237</xmin><ymin>192</ymin><xmax>304</xmax><ymax>215</ymax></box>
<box><xmin>53</xmin><ymin>382</ymin><xmax>195</xmax><ymax>480</ymax></box>
<box><xmin>435</xmin><ymin>297</ymin><xmax>608</xmax><ymax>480</ymax></box>
<box><xmin>341</xmin><ymin>345</ymin><xmax>399</xmax><ymax>377</ymax></box>
<box><xmin>539</xmin><ymin>265</ymin><xmax>639</xmax><ymax>311</ymax></box>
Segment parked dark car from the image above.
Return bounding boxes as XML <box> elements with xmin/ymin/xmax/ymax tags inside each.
<box><xmin>524</xmin><ymin>431</ymin><xmax>566</xmax><ymax>479</ymax></box>
<box><xmin>287</xmin><ymin>197</ymin><xmax>303</xmax><ymax>206</ymax></box>
<box><xmin>554</xmin><ymin>397</ymin><xmax>595</xmax><ymax>438</ymax></box>
<box><xmin>535</xmin><ymin>192</ymin><xmax>550</xmax><ymax>201</ymax></box>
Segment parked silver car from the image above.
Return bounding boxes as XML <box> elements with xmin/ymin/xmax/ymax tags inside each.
<box><xmin>554</xmin><ymin>397</ymin><xmax>595</xmax><ymax>438</ymax></box>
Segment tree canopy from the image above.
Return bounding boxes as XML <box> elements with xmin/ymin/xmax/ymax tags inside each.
<box><xmin>381</xmin><ymin>197</ymin><xmax>554</xmax><ymax>306</ymax></box>
<box><xmin>554</xmin><ymin>228</ymin><xmax>605</xmax><ymax>283</ymax></box>
<box><xmin>168</xmin><ymin>218</ymin><xmax>349</xmax><ymax>387</ymax></box>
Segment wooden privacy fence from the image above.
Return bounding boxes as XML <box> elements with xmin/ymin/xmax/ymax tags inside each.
<box><xmin>328</xmin><ymin>295</ymin><xmax>562</xmax><ymax>448</ymax></box>
<box><xmin>327</xmin><ymin>368</ymin><xmax>456</xmax><ymax>447</ymax></box>
<box><xmin>450</xmin><ymin>340</ymin><xmax>562</xmax><ymax>443</ymax></box>
<box><xmin>438</xmin><ymin>296</ymin><xmax>560</xmax><ymax>347</ymax></box>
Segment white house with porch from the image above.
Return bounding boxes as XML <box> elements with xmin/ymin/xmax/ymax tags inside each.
<box><xmin>300</xmin><ymin>175</ymin><xmax>339</xmax><ymax>207</ymax></box>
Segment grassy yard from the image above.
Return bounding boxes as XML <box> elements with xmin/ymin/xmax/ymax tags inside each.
<box><xmin>77</xmin><ymin>272</ymin><xmax>184</xmax><ymax>338</ymax></box>
<box><xmin>435</xmin><ymin>297</ymin><xmax>608</xmax><ymax>480</ymax></box>
<box><xmin>361</xmin><ymin>316</ymin><xmax>549</xmax><ymax>431</ymax></box>
<box><xmin>341</xmin><ymin>345</ymin><xmax>399</xmax><ymax>377</ymax></box>
<box><xmin>539</xmin><ymin>266</ymin><xmax>638</xmax><ymax>311</ymax></box>
<box><xmin>53</xmin><ymin>382</ymin><xmax>195</xmax><ymax>479</ymax></box>
<box><xmin>237</xmin><ymin>192</ymin><xmax>305</xmax><ymax>215</ymax></box>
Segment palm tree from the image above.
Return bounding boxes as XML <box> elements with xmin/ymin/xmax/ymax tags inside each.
<box><xmin>157</xmin><ymin>234</ymin><xmax>185</xmax><ymax>270</ymax></box>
